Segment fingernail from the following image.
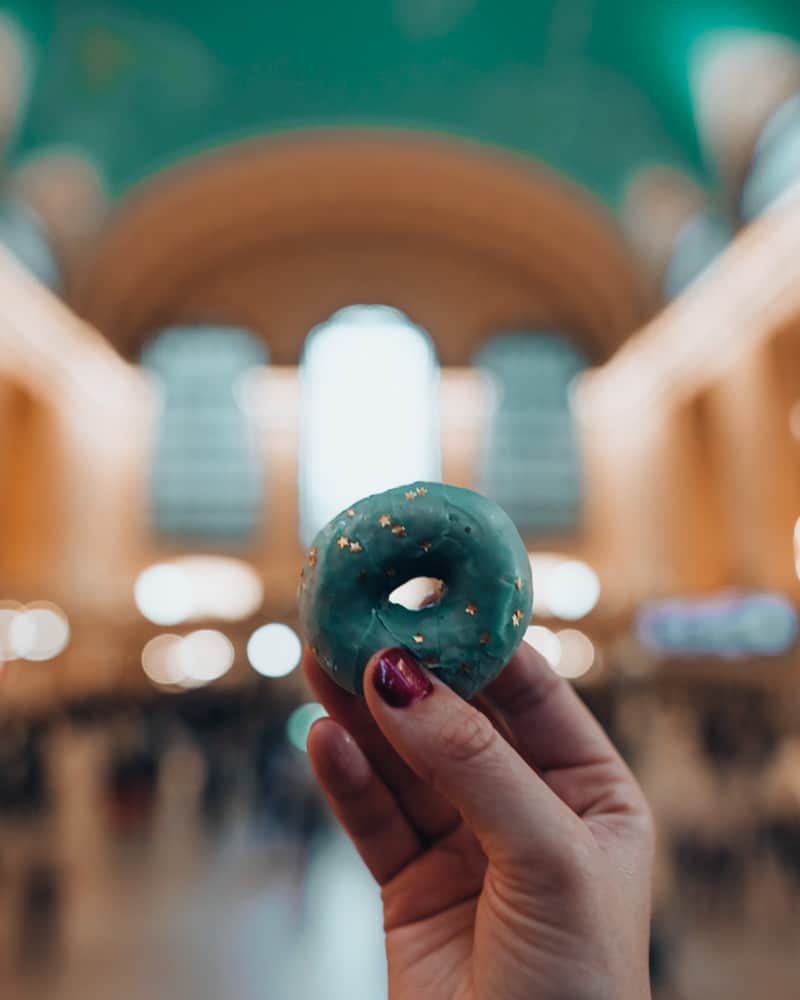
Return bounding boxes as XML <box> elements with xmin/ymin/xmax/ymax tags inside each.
<box><xmin>373</xmin><ymin>648</ymin><xmax>433</xmax><ymax>708</ymax></box>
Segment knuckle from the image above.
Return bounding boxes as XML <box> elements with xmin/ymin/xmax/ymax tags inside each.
<box><xmin>438</xmin><ymin>708</ymin><xmax>498</xmax><ymax>767</ymax></box>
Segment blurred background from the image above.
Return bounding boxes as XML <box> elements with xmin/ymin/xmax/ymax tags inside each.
<box><xmin>1</xmin><ymin>2</ymin><xmax>800</xmax><ymax>998</ymax></box>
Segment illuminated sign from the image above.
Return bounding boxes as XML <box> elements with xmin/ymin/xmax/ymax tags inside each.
<box><xmin>637</xmin><ymin>591</ymin><xmax>798</xmax><ymax>658</ymax></box>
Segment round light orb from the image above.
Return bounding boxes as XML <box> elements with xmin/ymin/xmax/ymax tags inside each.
<box><xmin>0</xmin><ymin>600</ymin><xmax>24</xmax><ymax>662</ymax></box>
<box><xmin>524</xmin><ymin>625</ymin><xmax>562</xmax><ymax>667</ymax></box>
<box><xmin>175</xmin><ymin>630</ymin><xmax>235</xmax><ymax>685</ymax></box>
<box><xmin>544</xmin><ymin>560</ymin><xmax>601</xmax><ymax>620</ymax></box>
<box><xmin>176</xmin><ymin>555</ymin><xmax>263</xmax><ymax>621</ymax></box>
<box><xmin>134</xmin><ymin>557</ymin><xmax>263</xmax><ymax>625</ymax></box>
<box><xmin>141</xmin><ymin>634</ymin><xmax>184</xmax><ymax>687</ymax></box>
<box><xmin>247</xmin><ymin>623</ymin><xmax>302</xmax><ymax>678</ymax></box>
<box><xmin>286</xmin><ymin>702</ymin><xmax>328</xmax><ymax>752</ymax></box>
<box><xmin>554</xmin><ymin>629</ymin><xmax>596</xmax><ymax>679</ymax></box>
<box><xmin>8</xmin><ymin>603</ymin><xmax>70</xmax><ymax>661</ymax></box>
<box><xmin>134</xmin><ymin>564</ymin><xmax>193</xmax><ymax>625</ymax></box>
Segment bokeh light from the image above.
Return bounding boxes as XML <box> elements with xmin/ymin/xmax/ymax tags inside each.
<box><xmin>0</xmin><ymin>600</ymin><xmax>24</xmax><ymax>662</ymax></box>
<box><xmin>134</xmin><ymin>556</ymin><xmax>263</xmax><ymax>625</ymax></box>
<box><xmin>8</xmin><ymin>603</ymin><xmax>70</xmax><ymax>661</ymax></box>
<box><xmin>175</xmin><ymin>630</ymin><xmax>235</xmax><ymax>685</ymax></box>
<box><xmin>554</xmin><ymin>629</ymin><xmax>596</xmax><ymax>679</ymax></box>
<box><xmin>286</xmin><ymin>703</ymin><xmax>328</xmax><ymax>752</ymax></box>
<box><xmin>141</xmin><ymin>634</ymin><xmax>184</xmax><ymax>686</ymax></box>
<box><xmin>135</xmin><ymin>564</ymin><xmax>193</xmax><ymax>625</ymax></box>
<box><xmin>524</xmin><ymin>625</ymin><xmax>562</xmax><ymax>667</ymax></box>
<box><xmin>544</xmin><ymin>560</ymin><xmax>601</xmax><ymax>620</ymax></box>
<box><xmin>247</xmin><ymin>623</ymin><xmax>302</xmax><ymax>678</ymax></box>
<box><xmin>141</xmin><ymin>630</ymin><xmax>235</xmax><ymax>688</ymax></box>
<box><xmin>529</xmin><ymin>554</ymin><xmax>601</xmax><ymax>619</ymax></box>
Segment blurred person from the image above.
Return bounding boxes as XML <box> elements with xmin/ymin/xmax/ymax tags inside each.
<box><xmin>305</xmin><ymin>641</ymin><xmax>654</xmax><ymax>1000</ymax></box>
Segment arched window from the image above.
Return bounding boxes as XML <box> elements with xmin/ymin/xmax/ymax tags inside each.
<box><xmin>474</xmin><ymin>333</ymin><xmax>587</xmax><ymax>538</ymax></box>
<box><xmin>662</xmin><ymin>208</ymin><xmax>732</xmax><ymax>300</ymax></box>
<box><xmin>0</xmin><ymin>195</ymin><xmax>60</xmax><ymax>291</ymax></box>
<box><xmin>299</xmin><ymin>306</ymin><xmax>440</xmax><ymax>546</ymax></box>
<box><xmin>141</xmin><ymin>326</ymin><xmax>267</xmax><ymax>545</ymax></box>
<box><xmin>741</xmin><ymin>92</ymin><xmax>800</xmax><ymax>221</ymax></box>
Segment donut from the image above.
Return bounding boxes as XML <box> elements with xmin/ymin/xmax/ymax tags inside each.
<box><xmin>298</xmin><ymin>482</ymin><xmax>533</xmax><ymax>700</ymax></box>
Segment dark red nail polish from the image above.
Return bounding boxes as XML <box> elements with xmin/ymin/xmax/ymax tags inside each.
<box><xmin>373</xmin><ymin>648</ymin><xmax>433</xmax><ymax>708</ymax></box>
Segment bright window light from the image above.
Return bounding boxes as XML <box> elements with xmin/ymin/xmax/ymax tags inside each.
<box><xmin>299</xmin><ymin>306</ymin><xmax>441</xmax><ymax>546</ymax></box>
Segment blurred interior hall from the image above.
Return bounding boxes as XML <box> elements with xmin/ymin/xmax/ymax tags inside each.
<box><xmin>3</xmin><ymin>3</ymin><xmax>800</xmax><ymax>998</ymax></box>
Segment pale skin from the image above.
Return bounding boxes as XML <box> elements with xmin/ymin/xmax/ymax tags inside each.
<box><xmin>305</xmin><ymin>640</ymin><xmax>654</xmax><ymax>1000</ymax></box>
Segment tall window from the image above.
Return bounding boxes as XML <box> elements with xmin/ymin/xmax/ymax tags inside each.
<box><xmin>474</xmin><ymin>333</ymin><xmax>587</xmax><ymax>538</ymax></box>
<box><xmin>141</xmin><ymin>326</ymin><xmax>266</xmax><ymax>545</ymax></box>
<box><xmin>662</xmin><ymin>208</ymin><xmax>732</xmax><ymax>300</ymax></box>
<box><xmin>741</xmin><ymin>92</ymin><xmax>800</xmax><ymax>221</ymax></box>
<box><xmin>0</xmin><ymin>195</ymin><xmax>60</xmax><ymax>291</ymax></box>
<box><xmin>299</xmin><ymin>306</ymin><xmax>440</xmax><ymax>546</ymax></box>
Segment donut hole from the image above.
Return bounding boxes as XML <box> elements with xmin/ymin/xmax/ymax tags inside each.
<box><xmin>388</xmin><ymin>577</ymin><xmax>447</xmax><ymax>611</ymax></box>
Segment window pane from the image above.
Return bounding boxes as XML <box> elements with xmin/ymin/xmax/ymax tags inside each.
<box><xmin>662</xmin><ymin>209</ymin><xmax>732</xmax><ymax>300</ymax></box>
<box><xmin>474</xmin><ymin>333</ymin><xmax>586</xmax><ymax>538</ymax></box>
<box><xmin>0</xmin><ymin>196</ymin><xmax>61</xmax><ymax>291</ymax></box>
<box><xmin>141</xmin><ymin>326</ymin><xmax>267</xmax><ymax>544</ymax></box>
<box><xmin>742</xmin><ymin>93</ymin><xmax>800</xmax><ymax>221</ymax></box>
<box><xmin>299</xmin><ymin>306</ymin><xmax>440</xmax><ymax>546</ymax></box>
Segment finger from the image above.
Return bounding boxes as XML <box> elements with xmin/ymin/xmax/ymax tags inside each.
<box><xmin>306</xmin><ymin>717</ymin><xmax>422</xmax><ymax>884</ymax></box>
<box><xmin>362</xmin><ymin>647</ymin><xmax>585</xmax><ymax>868</ymax></box>
<box><xmin>482</xmin><ymin>641</ymin><xmax>648</xmax><ymax>821</ymax></box>
<box><xmin>303</xmin><ymin>649</ymin><xmax>460</xmax><ymax>840</ymax></box>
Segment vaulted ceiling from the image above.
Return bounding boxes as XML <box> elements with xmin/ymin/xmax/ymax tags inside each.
<box><xmin>7</xmin><ymin>0</ymin><xmax>800</xmax><ymax>203</ymax></box>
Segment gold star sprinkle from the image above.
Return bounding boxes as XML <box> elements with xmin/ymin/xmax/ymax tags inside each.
<box><xmin>461</xmin><ymin>662</ymin><xmax>472</xmax><ymax>675</ymax></box>
<box><xmin>514</xmin><ymin>577</ymin><xmax>522</xmax><ymax>591</ymax></box>
<box><xmin>346</xmin><ymin>508</ymin><xmax>356</xmax><ymax>518</ymax></box>
<box><xmin>405</xmin><ymin>490</ymin><xmax>417</xmax><ymax>500</ymax></box>
<box><xmin>420</xmin><ymin>540</ymin><xmax>432</xmax><ymax>553</ymax></box>
<box><xmin>465</xmin><ymin>602</ymin><xmax>478</xmax><ymax>616</ymax></box>
<box><xmin>308</xmin><ymin>547</ymin><xmax>317</xmax><ymax>566</ymax></box>
<box><xmin>479</xmin><ymin>632</ymin><xmax>490</xmax><ymax>645</ymax></box>
<box><xmin>337</xmin><ymin>536</ymin><xmax>349</xmax><ymax>550</ymax></box>
<box><xmin>349</xmin><ymin>541</ymin><xmax>362</xmax><ymax>553</ymax></box>
<box><xmin>416</xmin><ymin>487</ymin><xmax>428</xmax><ymax>496</ymax></box>
<box><xmin>379</xmin><ymin>514</ymin><xmax>391</xmax><ymax>528</ymax></box>
<box><xmin>413</xmin><ymin>633</ymin><xmax>425</xmax><ymax>644</ymax></box>
<box><xmin>391</xmin><ymin>524</ymin><xmax>407</xmax><ymax>537</ymax></box>
<box><xmin>511</xmin><ymin>609</ymin><xmax>523</xmax><ymax>627</ymax></box>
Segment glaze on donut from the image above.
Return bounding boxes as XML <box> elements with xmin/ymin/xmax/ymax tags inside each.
<box><xmin>298</xmin><ymin>482</ymin><xmax>533</xmax><ymax>699</ymax></box>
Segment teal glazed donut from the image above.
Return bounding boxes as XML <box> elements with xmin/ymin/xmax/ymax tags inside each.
<box><xmin>298</xmin><ymin>482</ymin><xmax>533</xmax><ymax>700</ymax></box>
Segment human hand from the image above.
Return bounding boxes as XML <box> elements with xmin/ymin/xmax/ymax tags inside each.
<box><xmin>305</xmin><ymin>641</ymin><xmax>654</xmax><ymax>1000</ymax></box>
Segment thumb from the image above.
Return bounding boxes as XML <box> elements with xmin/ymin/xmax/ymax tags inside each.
<box><xmin>363</xmin><ymin>647</ymin><xmax>586</xmax><ymax>870</ymax></box>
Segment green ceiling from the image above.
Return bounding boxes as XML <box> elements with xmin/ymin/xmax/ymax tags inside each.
<box><xmin>6</xmin><ymin>0</ymin><xmax>800</xmax><ymax>205</ymax></box>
